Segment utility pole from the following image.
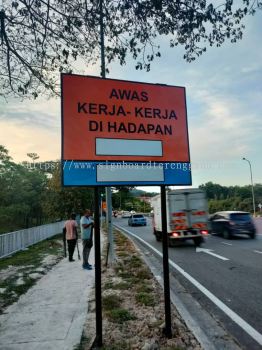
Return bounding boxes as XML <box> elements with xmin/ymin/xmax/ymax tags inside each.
<box><xmin>242</xmin><ymin>157</ymin><xmax>256</xmax><ymax>216</ymax></box>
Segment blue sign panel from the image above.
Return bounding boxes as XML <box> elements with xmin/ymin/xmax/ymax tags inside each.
<box><xmin>62</xmin><ymin>161</ymin><xmax>192</xmax><ymax>187</ymax></box>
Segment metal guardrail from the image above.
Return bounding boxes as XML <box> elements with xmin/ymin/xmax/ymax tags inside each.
<box><xmin>0</xmin><ymin>221</ymin><xmax>65</xmax><ymax>259</ymax></box>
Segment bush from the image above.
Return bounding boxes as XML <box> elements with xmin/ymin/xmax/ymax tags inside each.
<box><xmin>106</xmin><ymin>308</ymin><xmax>136</xmax><ymax>323</ymax></box>
<box><xmin>102</xmin><ymin>294</ymin><xmax>122</xmax><ymax>311</ymax></box>
<box><xmin>136</xmin><ymin>292</ymin><xmax>155</xmax><ymax>307</ymax></box>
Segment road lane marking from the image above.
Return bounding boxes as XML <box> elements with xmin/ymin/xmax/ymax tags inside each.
<box><xmin>254</xmin><ymin>250</ymin><xmax>262</xmax><ymax>254</ymax></box>
<box><xmin>196</xmin><ymin>248</ymin><xmax>229</xmax><ymax>261</ymax></box>
<box><xmin>221</xmin><ymin>242</ymin><xmax>232</xmax><ymax>246</ymax></box>
<box><xmin>114</xmin><ymin>224</ymin><xmax>262</xmax><ymax>346</ymax></box>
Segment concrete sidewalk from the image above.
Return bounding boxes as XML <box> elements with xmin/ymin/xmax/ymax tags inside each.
<box><xmin>0</xmin><ymin>241</ymin><xmax>96</xmax><ymax>350</ymax></box>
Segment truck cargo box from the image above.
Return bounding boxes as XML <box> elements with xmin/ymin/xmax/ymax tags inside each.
<box><xmin>151</xmin><ymin>188</ymin><xmax>209</xmax><ymax>246</ymax></box>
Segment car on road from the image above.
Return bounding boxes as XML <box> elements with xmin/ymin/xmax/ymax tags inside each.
<box><xmin>128</xmin><ymin>214</ymin><xmax>147</xmax><ymax>226</ymax></box>
<box><xmin>209</xmin><ymin>211</ymin><xmax>256</xmax><ymax>239</ymax></box>
<box><xmin>122</xmin><ymin>211</ymin><xmax>131</xmax><ymax>218</ymax></box>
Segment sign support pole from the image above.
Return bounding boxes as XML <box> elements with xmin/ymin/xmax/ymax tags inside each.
<box><xmin>94</xmin><ymin>187</ymin><xmax>102</xmax><ymax>347</ymax></box>
<box><xmin>93</xmin><ymin>0</ymin><xmax>105</xmax><ymax>347</ymax></box>
<box><xmin>160</xmin><ymin>185</ymin><xmax>172</xmax><ymax>338</ymax></box>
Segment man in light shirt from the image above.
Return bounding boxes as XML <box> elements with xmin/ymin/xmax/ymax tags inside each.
<box><xmin>64</xmin><ymin>213</ymin><xmax>78</xmax><ymax>262</ymax></box>
<box><xmin>80</xmin><ymin>209</ymin><xmax>94</xmax><ymax>270</ymax></box>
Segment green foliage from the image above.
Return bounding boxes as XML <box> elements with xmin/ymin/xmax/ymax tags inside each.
<box><xmin>135</xmin><ymin>283</ymin><xmax>153</xmax><ymax>294</ymax></box>
<box><xmin>104</xmin><ymin>280</ymin><xmax>131</xmax><ymax>290</ymax></box>
<box><xmin>135</xmin><ymin>268</ymin><xmax>152</xmax><ymax>280</ymax></box>
<box><xmin>102</xmin><ymin>294</ymin><xmax>122</xmax><ymax>311</ymax></box>
<box><xmin>1</xmin><ymin>1</ymin><xmax>261</xmax><ymax>97</ymax></box>
<box><xmin>0</xmin><ymin>145</ymin><xmax>96</xmax><ymax>233</ymax></box>
<box><xmin>0</xmin><ymin>146</ymin><xmax>47</xmax><ymax>232</ymax></box>
<box><xmin>129</xmin><ymin>255</ymin><xmax>143</xmax><ymax>268</ymax></box>
<box><xmin>135</xmin><ymin>292</ymin><xmax>155</xmax><ymax>307</ymax></box>
<box><xmin>42</xmin><ymin>164</ymin><xmax>94</xmax><ymax>221</ymax></box>
<box><xmin>106</xmin><ymin>308</ymin><xmax>136</xmax><ymax>323</ymax></box>
<box><xmin>200</xmin><ymin>181</ymin><xmax>262</xmax><ymax>213</ymax></box>
<box><xmin>112</xmin><ymin>188</ymin><xmax>152</xmax><ymax>212</ymax></box>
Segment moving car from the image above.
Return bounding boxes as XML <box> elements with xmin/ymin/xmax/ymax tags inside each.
<box><xmin>122</xmin><ymin>211</ymin><xmax>131</xmax><ymax>218</ymax></box>
<box><xmin>209</xmin><ymin>211</ymin><xmax>256</xmax><ymax>239</ymax></box>
<box><xmin>128</xmin><ymin>214</ymin><xmax>147</xmax><ymax>226</ymax></box>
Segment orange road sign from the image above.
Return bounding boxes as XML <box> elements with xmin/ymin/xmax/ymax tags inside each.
<box><xmin>62</xmin><ymin>74</ymin><xmax>190</xmax><ymax>162</ymax></box>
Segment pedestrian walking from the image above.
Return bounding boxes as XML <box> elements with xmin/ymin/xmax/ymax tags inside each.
<box><xmin>80</xmin><ymin>209</ymin><xmax>94</xmax><ymax>270</ymax></box>
<box><xmin>64</xmin><ymin>213</ymin><xmax>78</xmax><ymax>262</ymax></box>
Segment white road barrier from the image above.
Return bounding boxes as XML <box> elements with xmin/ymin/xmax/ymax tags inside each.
<box><xmin>0</xmin><ymin>221</ymin><xmax>65</xmax><ymax>259</ymax></box>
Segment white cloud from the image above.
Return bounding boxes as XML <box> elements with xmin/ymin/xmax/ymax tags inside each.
<box><xmin>0</xmin><ymin>119</ymin><xmax>60</xmax><ymax>162</ymax></box>
<box><xmin>189</xmin><ymin>91</ymin><xmax>261</xmax><ymax>161</ymax></box>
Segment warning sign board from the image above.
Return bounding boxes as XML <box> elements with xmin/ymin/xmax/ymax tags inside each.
<box><xmin>61</xmin><ymin>74</ymin><xmax>191</xmax><ymax>186</ymax></box>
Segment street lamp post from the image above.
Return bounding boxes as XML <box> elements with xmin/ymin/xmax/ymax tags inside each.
<box><xmin>242</xmin><ymin>157</ymin><xmax>256</xmax><ymax>217</ymax></box>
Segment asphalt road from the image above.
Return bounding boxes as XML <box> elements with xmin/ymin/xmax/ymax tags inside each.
<box><xmin>114</xmin><ymin>216</ymin><xmax>262</xmax><ymax>350</ymax></box>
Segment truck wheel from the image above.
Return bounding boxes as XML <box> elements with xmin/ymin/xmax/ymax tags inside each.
<box><xmin>194</xmin><ymin>237</ymin><xmax>202</xmax><ymax>247</ymax></box>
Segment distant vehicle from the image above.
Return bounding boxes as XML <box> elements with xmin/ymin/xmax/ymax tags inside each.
<box><xmin>151</xmin><ymin>188</ymin><xmax>209</xmax><ymax>246</ymax></box>
<box><xmin>128</xmin><ymin>214</ymin><xmax>147</xmax><ymax>226</ymax></box>
<box><xmin>130</xmin><ymin>210</ymin><xmax>136</xmax><ymax>215</ymax></box>
<box><xmin>209</xmin><ymin>211</ymin><xmax>256</xmax><ymax>239</ymax></box>
<box><xmin>122</xmin><ymin>211</ymin><xmax>131</xmax><ymax>218</ymax></box>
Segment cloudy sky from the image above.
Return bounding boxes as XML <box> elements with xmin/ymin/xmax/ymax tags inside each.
<box><xmin>0</xmin><ymin>10</ymin><xmax>261</xmax><ymax>192</ymax></box>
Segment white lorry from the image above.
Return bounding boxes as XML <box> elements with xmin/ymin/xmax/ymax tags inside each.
<box><xmin>151</xmin><ymin>188</ymin><xmax>209</xmax><ymax>246</ymax></box>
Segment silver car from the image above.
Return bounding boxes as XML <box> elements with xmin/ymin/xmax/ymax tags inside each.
<box><xmin>128</xmin><ymin>214</ymin><xmax>147</xmax><ymax>226</ymax></box>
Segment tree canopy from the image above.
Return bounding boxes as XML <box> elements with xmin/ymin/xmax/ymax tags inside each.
<box><xmin>0</xmin><ymin>145</ymin><xmax>47</xmax><ymax>232</ymax></box>
<box><xmin>200</xmin><ymin>181</ymin><xmax>262</xmax><ymax>213</ymax></box>
<box><xmin>0</xmin><ymin>0</ymin><xmax>261</xmax><ymax>98</ymax></box>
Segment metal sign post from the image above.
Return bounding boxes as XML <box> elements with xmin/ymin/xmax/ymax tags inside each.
<box><xmin>94</xmin><ymin>187</ymin><xmax>102</xmax><ymax>347</ymax></box>
<box><xmin>93</xmin><ymin>1</ymin><xmax>105</xmax><ymax>346</ymax></box>
<box><xmin>161</xmin><ymin>185</ymin><xmax>172</xmax><ymax>338</ymax></box>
